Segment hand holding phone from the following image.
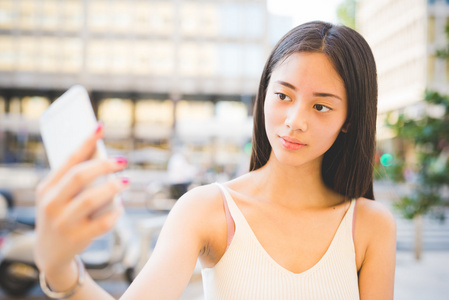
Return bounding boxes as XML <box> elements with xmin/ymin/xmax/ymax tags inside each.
<box><xmin>39</xmin><ymin>85</ymin><xmax>120</xmax><ymax>218</ymax></box>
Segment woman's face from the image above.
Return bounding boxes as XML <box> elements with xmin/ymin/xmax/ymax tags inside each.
<box><xmin>264</xmin><ymin>52</ymin><xmax>348</xmax><ymax>169</ymax></box>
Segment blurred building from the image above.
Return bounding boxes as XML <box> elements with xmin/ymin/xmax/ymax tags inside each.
<box><xmin>0</xmin><ymin>0</ymin><xmax>292</xmax><ymax>169</ymax></box>
<box><xmin>356</xmin><ymin>0</ymin><xmax>445</xmax><ymax>153</ymax></box>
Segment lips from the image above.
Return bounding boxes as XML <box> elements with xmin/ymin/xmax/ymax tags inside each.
<box><xmin>280</xmin><ymin>136</ymin><xmax>306</xmax><ymax>150</ymax></box>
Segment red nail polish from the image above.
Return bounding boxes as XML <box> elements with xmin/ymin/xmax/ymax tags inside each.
<box><xmin>121</xmin><ymin>178</ymin><xmax>130</xmax><ymax>185</ymax></box>
<box><xmin>95</xmin><ymin>122</ymin><xmax>103</xmax><ymax>134</ymax></box>
<box><xmin>115</xmin><ymin>157</ymin><xmax>128</xmax><ymax>165</ymax></box>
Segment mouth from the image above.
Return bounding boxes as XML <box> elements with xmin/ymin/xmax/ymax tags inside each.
<box><xmin>280</xmin><ymin>136</ymin><xmax>306</xmax><ymax>150</ymax></box>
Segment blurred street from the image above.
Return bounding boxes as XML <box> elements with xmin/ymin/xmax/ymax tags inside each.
<box><xmin>0</xmin><ymin>0</ymin><xmax>448</xmax><ymax>299</ymax></box>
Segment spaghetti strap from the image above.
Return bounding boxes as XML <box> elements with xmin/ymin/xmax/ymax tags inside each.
<box><xmin>352</xmin><ymin>199</ymin><xmax>357</xmax><ymax>240</ymax></box>
<box><xmin>216</xmin><ymin>183</ymin><xmax>235</xmax><ymax>249</ymax></box>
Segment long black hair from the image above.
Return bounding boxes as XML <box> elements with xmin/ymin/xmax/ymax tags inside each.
<box><xmin>250</xmin><ymin>21</ymin><xmax>378</xmax><ymax>200</ymax></box>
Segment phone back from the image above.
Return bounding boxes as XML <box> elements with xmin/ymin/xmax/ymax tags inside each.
<box><xmin>40</xmin><ymin>85</ymin><xmax>106</xmax><ymax>169</ymax></box>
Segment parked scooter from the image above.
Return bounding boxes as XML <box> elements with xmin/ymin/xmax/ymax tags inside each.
<box><xmin>0</xmin><ymin>189</ymin><xmax>38</xmax><ymax>297</ymax></box>
<box><xmin>0</xmin><ymin>190</ymin><xmax>146</xmax><ymax>298</ymax></box>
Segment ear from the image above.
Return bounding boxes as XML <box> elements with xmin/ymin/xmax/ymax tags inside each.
<box><xmin>341</xmin><ymin>123</ymin><xmax>350</xmax><ymax>133</ymax></box>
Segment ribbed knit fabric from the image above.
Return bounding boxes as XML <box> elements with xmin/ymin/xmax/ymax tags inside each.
<box><xmin>201</xmin><ymin>183</ymin><xmax>360</xmax><ymax>300</ymax></box>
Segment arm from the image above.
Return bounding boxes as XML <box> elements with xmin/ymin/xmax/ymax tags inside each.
<box><xmin>35</xmin><ymin>124</ymin><xmax>218</xmax><ymax>299</ymax></box>
<box><xmin>34</xmin><ymin>124</ymin><xmax>127</xmax><ymax>300</ymax></box>
<box><xmin>357</xmin><ymin>199</ymin><xmax>397</xmax><ymax>300</ymax></box>
<box><xmin>120</xmin><ymin>185</ymin><xmax>218</xmax><ymax>299</ymax></box>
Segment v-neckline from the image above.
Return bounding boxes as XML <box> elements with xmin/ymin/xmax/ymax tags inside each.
<box><xmin>221</xmin><ymin>185</ymin><xmax>354</xmax><ymax>277</ymax></box>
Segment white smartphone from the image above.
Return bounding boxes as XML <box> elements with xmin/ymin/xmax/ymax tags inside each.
<box><xmin>39</xmin><ymin>85</ymin><xmax>118</xmax><ymax>218</ymax></box>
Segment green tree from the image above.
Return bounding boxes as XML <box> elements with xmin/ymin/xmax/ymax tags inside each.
<box><xmin>387</xmin><ymin>90</ymin><xmax>449</xmax><ymax>259</ymax></box>
<box><xmin>387</xmin><ymin>21</ymin><xmax>449</xmax><ymax>257</ymax></box>
<box><xmin>337</xmin><ymin>0</ymin><xmax>356</xmax><ymax>29</ymax></box>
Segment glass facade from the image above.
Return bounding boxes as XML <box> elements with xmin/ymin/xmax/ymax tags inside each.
<box><xmin>0</xmin><ymin>0</ymin><xmax>292</xmax><ymax>168</ymax></box>
<box><xmin>0</xmin><ymin>0</ymin><xmax>287</xmax><ymax>87</ymax></box>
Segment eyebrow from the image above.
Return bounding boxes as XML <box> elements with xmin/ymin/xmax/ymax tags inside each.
<box><xmin>313</xmin><ymin>92</ymin><xmax>342</xmax><ymax>101</ymax></box>
<box><xmin>276</xmin><ymin>80</ymin><xmax>297</xmax><ymax>91</ymax></box>
<box><xmin>275</xmin><ymin>80</ymin><xmax>342</xmax><ymax>101</ymax></box>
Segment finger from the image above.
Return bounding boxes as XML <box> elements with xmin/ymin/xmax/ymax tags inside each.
<box><xmin>37</xmin><ymin>122</ymin><xmax>104</xmax><ymax>201</ymax></box>
<box><xmin>58</xmin><ymin>177</ymin><xmax>129</xmax><ymax>224</ymax></box>
<box><xmin>46</xmin><ymin>156</ymin><xmax>128</xmax><ymax>208</ymax></box>
<box><xmin>73</xmin><ymin>205</ymin><xmax>124</xmax><ymax>244</ymax></box>
<box><xmin>54</xmin><ymin>206</ymin><xmax>124</xmax><ymax>259</ymax></box>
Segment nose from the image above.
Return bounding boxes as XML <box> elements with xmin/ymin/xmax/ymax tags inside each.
<box><xmin>284</xmin><ymin>101</ymin><xmax>308</xmax><ymax>132</ymax></box>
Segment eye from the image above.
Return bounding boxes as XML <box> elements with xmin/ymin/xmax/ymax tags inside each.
<box><xmin>314</xmin><ymin>104</ymin><xmax>331</xmax><ymax>112</ymax></box>
<box><xmin>275</xmin><ymin>93</ymin><xmax>291</xmax><ymax>101</ymax></box>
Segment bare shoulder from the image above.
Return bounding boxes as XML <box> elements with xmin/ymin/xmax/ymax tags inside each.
<box><xmin>355</xmin><ymin>197</ymin><xmax>397</xmax><ymax>247</ymax></box>
<box><xmin>356</xmin><ymin>197</ymin><xmax>396</xmax><ymax>228</ymax></box>
<box><xmin>162</xmin><ymin>183</ymin><xmax>227</xmax><ymax>247</ymax></box>
<box><xmin>178</xmin><ymin>182</ymin><xmax>224</xmax><ymax>207</ymax></box>
<box><xmin>169</xmin><ymin>183</ymin><xmax>225</xmax><ymax>221</ymax></box>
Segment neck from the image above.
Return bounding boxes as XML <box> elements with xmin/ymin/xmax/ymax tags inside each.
<box><xmin>252</xmin><ymin>152</ymin><xmax>343</xmax><ymax>209</ymax></box>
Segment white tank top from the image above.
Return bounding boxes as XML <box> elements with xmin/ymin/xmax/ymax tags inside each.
<box><xmin>201</xmin><ymin>183</ymin><xmax>360</xmax><ymax>300</ymax></box>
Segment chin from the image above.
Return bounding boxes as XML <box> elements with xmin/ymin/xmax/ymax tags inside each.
<box><xmin>270</xmin><ymin>148</ymin><xmax>323</xmax><ymax>170</ymax></box>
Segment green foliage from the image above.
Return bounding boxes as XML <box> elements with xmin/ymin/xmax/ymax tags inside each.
<box><xmin>374</xmin><ymin>153</ymin><xmax>406</xmax><ymax>181</ymax></box>
<box><xmin>337</xmin><ymin>0</ymin><xmax>356</xmax><ymax>29</ymax></box>
<box><xmin>436</xmin><ymin>24</ymin><xmax>449</xmax><ymax>58</ymax></box>
<box><xmin>393</xmin><ymin>191</ymin><xmax>441</xmax><ymax>220</ymax></box>
<box><xmin>387</xmin><ymin>90</ymin><xmax>449</xmax><ymax>219</ymax></box>
<box><xmin>386</xmin><ymin>156</ymin><xmax>406</xmax><ymax>182</ymax></box>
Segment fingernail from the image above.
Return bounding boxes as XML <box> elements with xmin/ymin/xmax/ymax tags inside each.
<box><xmin>121</xmin><ymin>177</ymin><xmax>130</xmax><ymax>185</ymax></box>
<box><xmin>115</xmin><ymin>156</ymin><xmax>128</xmax><ymax>165</ymax></box>
<box><xmin>95</xmin><ymin>122</ymin><xmax>104</xmax><ymax>134</ymax></box>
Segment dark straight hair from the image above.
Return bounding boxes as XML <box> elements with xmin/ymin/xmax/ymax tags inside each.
<box><xmin>249</xmin><ymin>21</ymin><xmax>378</xmax><ymax>200</ymax></box>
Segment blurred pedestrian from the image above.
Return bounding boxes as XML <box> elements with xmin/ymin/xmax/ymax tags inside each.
<box><xmin>167</xmin><ymin>145</ymin><xmax>196</xmax><ymax>200</ymax></box>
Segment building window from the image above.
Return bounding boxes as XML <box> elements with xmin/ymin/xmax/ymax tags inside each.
<box><xmin>445</xmin><ymin>59</ymin><xmax>449</xmax><ymax>83</ymax></box>
<box><xmin>176</xmin><ymin>100</ymin><xmax>214</xmax><ymax>122</ymax></box>
<box><xmin>149</xmin><ymin>2</ymin><xmax>174</xmax><ymax>35</ymax></box>
<box><xmin>22</xmin><ymin>97</ymin><xmax>50</xmax><ymax>120</ymax></box>
<box><xmin>0</xmin><ymin>36</ymin><xmax>14</xmax><ymax>71</ymax></box>
<box><xmin>244</xmin><ymin>4</ymin><xmax>264</xmax><ymax>39</ymax></box>
<box><xmin>219</xmin><ymin>43</ymin><xmax>243</xmax><ymax>77</ymax></box>
<box><xmin>40</xmin><ymin>37</ymin><xmax>59</xmax><ymax>72</ymax></box>
<box><xmin>41</xmin><ymin>0</ymin><xmax>59</xmax><ymax>31</ymax></box>
<box><xmin>428</xmin><ymin>55</ymin><xmax>435</xmax><ymax>82</ymax></box>
<box><xmin>0</xmin><ymin>0</ymin><xmax>16</xmax><ymax>30</ymax></box>
<box><xmin>17</xmin><ymin>37</ymin><xmax>37</xmax><ymax>71</ymax></box>
<box><xmin>63</xmin><ymin>0</ymin><xmax>83</xmax><ymax>32</ymax></box>
<box><xmin>428</xmin><ymin>16</ymin><xmax>435</xmax><ymax>43</ymax></box>
<box><xmin>243</xmin><ymin>45</ymin><xmax>264</xmax><ymax>78</ymax></box>
<box><xmin>87</xmin><ymin>39</ymin><xmax>111</xmax><ymax>74</ymax></box>
<box><xmin>149</xmin><ymin>41</ymin><xmax>174</xmax><ymax>76</ymax></box>
<box><xmin>61</xmin><ymin>38</ymin><xmax>83</xmax><ymax>73</ymax></box>
<box><xmin>19</xmin><ymin>0</ymin><xmax>38</xmax><ymax>30</ymax></box>
<box><xmin>135</xmin><ymin>99</ymin><xmax>173</xmax><ymax>139</ymax></box>
<box><xmin>0</xmin><ymin>97</ymin><xmax>5</xmax><ymax>115</ymax></box>
<box><xmin>219</xmin><ymin>3</ymin><xmax>243</xmax><ymax>38</ymax></box>
<box><xmin>9</xmin><ymin>97</ymin><xmax>21</xmax><ymax>115</ymax></box>
<box><xmin>98</xmin><ymin>98</ymin><xmax>133</xmax><ymax>138</ymax></box>
<box><xmin>136</xmin><ymin>99</ymin><xmax>173</xmax><ymax>126</ymax></box>
<box><xmin>216</xmin><ymin>101</ymin><xmax>248</xmax><ymax>122</ymax></box>
<box><xmin>179</xmin><ymin>42</ymin><xmax>199</xmax><ymax>76</ymax></box>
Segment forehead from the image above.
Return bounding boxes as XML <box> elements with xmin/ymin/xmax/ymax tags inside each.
<box><xmin>270</xmin><ymin>52</ymin><xmax>346</xmax><ymax>97</ymax></box>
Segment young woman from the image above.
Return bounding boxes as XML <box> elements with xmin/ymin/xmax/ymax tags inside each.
<box><xmin>34</xmin><ymin>21</ymin><xmax>396</xmax><ymax>300</ymax></box>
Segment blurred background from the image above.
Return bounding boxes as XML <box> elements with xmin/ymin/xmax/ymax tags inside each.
<box><xmin>0</xmin><ymin>0</ymin><xmax>448</xmax><ymax>299</ymax></box>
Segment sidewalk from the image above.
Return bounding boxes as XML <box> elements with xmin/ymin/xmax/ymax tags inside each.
<box><xmin>395</xmin><ymin>250</ymin><xmax>449</xmax><ymax>300</ymax></box>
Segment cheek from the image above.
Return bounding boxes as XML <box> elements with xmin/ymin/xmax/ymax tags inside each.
<box><xmin>314</xmin><ymin>120</ymin><xmax>345</xmax><ymax>148</ymax></box>
<box><xmin>263</xmin><ymin>99</ymin><xmax>281</xmax><ymax>134</ymax></box>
